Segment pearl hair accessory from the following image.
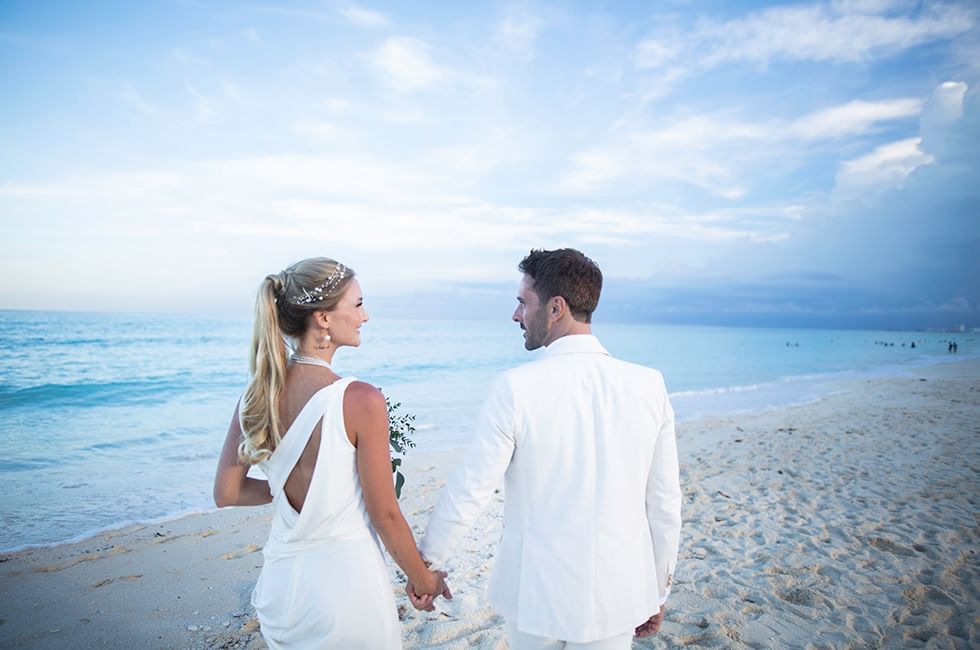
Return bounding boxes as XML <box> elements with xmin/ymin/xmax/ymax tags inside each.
<box><xmin>290</xmin><ymin>264</ymin><xmax>348</xmax><ymax>305</ymax></box>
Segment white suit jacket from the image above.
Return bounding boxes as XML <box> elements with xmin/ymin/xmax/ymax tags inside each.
<box><xmin>420</xmin><ymin>334</ymin><xmax>682</xmax><ymax>643</ymax></box>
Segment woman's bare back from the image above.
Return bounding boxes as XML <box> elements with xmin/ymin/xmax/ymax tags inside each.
<box><xmin>278</xmin><ymin>367</ymin><xmax>353</xmax><ymax>513</ymax></box>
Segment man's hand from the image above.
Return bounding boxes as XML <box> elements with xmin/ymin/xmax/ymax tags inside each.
<box><xmin>634</xmin><ymin>604</ymin><xmax>665</xmax><ymax>638</ymax></box>
<box><xmin>406</xmin><ymin>571</ymin><xmax>452</xmax><ymax>611</ymax></box>
<box><xmin>406</xmin><ymin>579</ymin><xmax>435</xmax><ymax>611</ymax></box>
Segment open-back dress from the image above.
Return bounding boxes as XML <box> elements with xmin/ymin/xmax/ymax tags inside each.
<box><xmin>250</xmin><ymin>377</ymin><xmax>401</xmax><ymax>649</ymax></box>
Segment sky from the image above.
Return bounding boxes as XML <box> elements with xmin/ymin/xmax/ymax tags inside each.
<box><xmin>1</xmin><ymin>0</ymin><xmax>978</xmax><ymax>329</ymax></box>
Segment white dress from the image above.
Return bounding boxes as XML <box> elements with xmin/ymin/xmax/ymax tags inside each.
<box><xmin>251</xmin><ymin>377</ymin><xmax>401</xmax><ymax>649</ymax></box>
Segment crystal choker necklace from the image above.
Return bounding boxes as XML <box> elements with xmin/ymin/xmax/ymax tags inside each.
<box><xmin>289</xmin><ymin>354</ymin><xmax>332</xmax><ymax>369</ymax></box>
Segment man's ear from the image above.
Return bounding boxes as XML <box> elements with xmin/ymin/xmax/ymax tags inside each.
<box><xmin>550</xmin><ymin>296</ymin><xmax>567</xmax><ymax>321</ymax></box>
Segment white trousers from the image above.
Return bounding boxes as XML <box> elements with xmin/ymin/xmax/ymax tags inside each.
<box><xmin>505</xmin><ymin>621</ymin><xmax>634</xmax><ymax>650</ymax></box>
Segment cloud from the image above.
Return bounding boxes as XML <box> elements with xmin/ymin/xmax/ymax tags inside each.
<box><xmin>119</xmin><ymin>86</ymin><xmax>160</xmax><ymax>117</ymax></box>
<box><xmin>828</xmin><ymin>0</ymin><xmax>914</xmax><ymax>14</ymax></box>
<box><xmin>565</xmin><ymin>206</ymin><xmax>793</xmax><ymax>243</ymax></box>
<box><xmin>341</xmin><ymin>5</ymin><xmax>390</xmax><ymax>29</ymax></box>
<box><xmin>835</xmin><ymin>136</ymin><xmax>934</xmax><ymax>191</ymax></box>
<box><xmin>495</xmin><ymin>7</ymin><xmax>543</xmax><ymax>60</ymax></box>
<box><xmin>834</xmin><ymin>81</ymin><xmax>971</xmax><ymax>193</ymax></box>
<box><xmin>938</xmin><ymin>296</ymin><xmax>974</xmax><ymax>312</ymax></box>
<box><xmin>184</xmin><ymin>83</ymin><xmax>218</xmax><ymax>121</ymax></box>
<box><xmin>371</xmin><ymin>37</ymin><xmax>443</xmax><ymax>90</ymax></box>
<box><xmin>0</xmin><ymin>171</ymin><xmax>188</xmax><ymax>201</ymax></box>
<box><xmin>170</xmin><ymin>47</ymin><xmax>210</xmax><ymax>68</ymax></box>
<box><xmin>698</xmin><ymin>1</ymin><xmax>975</xmax><ymax>66</ymax></box>
<box><xmin>791</xmin><ymin>98</ymin><xmax>923</xmax><ymax>139</ymax></box>
<box><xmin>0</xmin><ymin>145</ymin><xmax>800</xmax><ymax>272</ymax></box>
<box><xmin>291</xmin><ymin>121</ymin><xmax>341</xmax><ymax>141</ymax></box>
<box><xmin>559</xmin><ymin>93</ymin><xmax>931</xmax><ymax>198</ymax></box>
<box><xmin>632</xmin><ymin>0</ymin><xmax>975</xmax><ymax>94</ymax></box>
<box><xmin>634</xmin><ymin>38</ymin><xmax>681</xmax><ymax>70</ymax></box>
<box><xmin>771</xmin><ymin>82</ymin><xmax>980</xmax><ymax>326</ymax></box>
<box><xmin>921</xmin><ymin>80</ymin><xmax>968</xmax><ymax>144</ymax></box>
<box><xmin>557</xmin><ymin>113</ymin><xmax>774</xmax><ymax>198</ymax></box>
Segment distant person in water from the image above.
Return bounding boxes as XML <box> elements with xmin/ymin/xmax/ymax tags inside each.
<box><xmin>213</xmin><ymin>257</ymin><xmax>450</xmax><ymax>649</ymax></box>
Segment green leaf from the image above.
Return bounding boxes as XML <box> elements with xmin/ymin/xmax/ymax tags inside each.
<box><xmin>385</xmin><ymin>395</ymin><xmax>417</xmax><ymax>500</ymax></box>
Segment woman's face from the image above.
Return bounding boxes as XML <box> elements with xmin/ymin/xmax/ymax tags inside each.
<box><xmin>325</xmin><ymin>278</ymin><xmax>369</xmax><ymax>347</ymax></box>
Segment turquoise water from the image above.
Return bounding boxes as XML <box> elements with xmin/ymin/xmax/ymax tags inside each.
<box><xmin>0</xmin><ymin>309</ymin><xmax>975</xmax><ymax>551</ymax></box>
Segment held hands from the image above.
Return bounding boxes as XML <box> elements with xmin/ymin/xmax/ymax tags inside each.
<box><xmin>406</xmin><ymin>570</ymin><xmax>453</xmax><ymax>611</ymax></box>
<box><xmin>634</xmin><ymin>604</ymin><xmax>666</xmax><ymax>638</ymax></box>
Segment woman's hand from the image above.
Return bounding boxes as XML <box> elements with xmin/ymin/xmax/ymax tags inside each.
<box><xmin>406</xmin><ymin>570</ymin><xmax>452</xmax><ymax>611</ymax></box>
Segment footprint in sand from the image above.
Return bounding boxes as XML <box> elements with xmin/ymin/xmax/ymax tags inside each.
<box><xmin>776</xmin><ymin>587</ymin><xmax>819</xmax><ymax>607</ymax></box>
<box><xmin>220</xmin><ymin>544</ymin><xmax>261</xmax><ymax>560</ymax></box>
<box><xmin>906</xmin><ymin>624</ymin><xmax>941</xmax><ymax>643</ymax></box>
<box><xmin>903</xmin><ymin>584</ymin><xmax>957</xmax><ymax>607</ymax></box>
<box><xmin>35</xmin><ymin>546</ymin><xmax>130</xmax><ymax>573</ymax></box>
<box><xmin>867</xmin><ymin>536</ymin><xmax>916</xmax><ymax>557</ymax></box>
<box><xmin>91</xmin><ymin>574</ymin><xmax>142</xmax><ymax>589</ymax></box>
<box><xmin>676</xmin><ymin>631</ymin><xmax>720</xmax><ymax>646</ymax></box>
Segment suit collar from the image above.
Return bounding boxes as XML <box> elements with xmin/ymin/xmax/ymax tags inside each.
<box><xmin>542</xmin><ymin>334</ymin><xmax>610</xmax><ymax>358</ymax></box>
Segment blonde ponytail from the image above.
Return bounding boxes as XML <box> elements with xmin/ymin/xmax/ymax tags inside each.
<box><xmin>238</xmin><ymin>259</ymin><xmax>355</xmax><ymax>465</ymax></box>
<box><xmin>239</xmin><ymin>275</ymin><xmax>289</xmax><ymax>464</ymax></box>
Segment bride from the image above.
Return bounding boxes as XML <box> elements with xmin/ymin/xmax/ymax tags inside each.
<box><xmin>214</xmin><ymin>257</ymin><xmax>450</xmax><ymax>648</ymax></box>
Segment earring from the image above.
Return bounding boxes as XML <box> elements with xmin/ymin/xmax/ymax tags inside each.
<box><xmin>316</xmin><ymin>330</ymin><xmax>331</xmax><ymax>351</ymax></box>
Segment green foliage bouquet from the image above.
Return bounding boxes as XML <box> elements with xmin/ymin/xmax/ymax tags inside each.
<box><xmin>385</xmin><ymin>397</ymin><xmax>416</xmax><ymax>499</ymax></box>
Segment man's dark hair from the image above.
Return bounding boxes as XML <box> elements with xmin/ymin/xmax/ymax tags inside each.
<box><xmin>518</xmin><ymin>248</ymin><xmax>602</xmax><ymax>323</ymax></box>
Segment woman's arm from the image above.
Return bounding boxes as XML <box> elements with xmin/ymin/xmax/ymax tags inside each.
<box><xmin>213</xmin><ymin>402</ymin><xmax>273</xmax><ymax>507</ymax></box>
<box><xmin>345</xmin><ymin>382</ymin><xmax>450</xmax><ymax>600</ymax></box>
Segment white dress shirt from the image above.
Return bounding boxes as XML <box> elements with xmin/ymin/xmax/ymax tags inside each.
<box><xmin>421</xmin><ymin>334</ymin><xmax>682</xmax><ymax>643</ymax></box>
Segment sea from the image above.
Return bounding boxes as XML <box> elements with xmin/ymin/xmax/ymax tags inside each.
<box><xmin>0</xmin><ymin>309</ymin><xmax>975</xmax><ymax>552</ymax></box>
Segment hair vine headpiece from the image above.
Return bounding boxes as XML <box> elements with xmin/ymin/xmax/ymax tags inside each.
<box><xmin>290</xmin><ymin>263</ymin><xmax>348</xmax><ymax>305</ymax></box>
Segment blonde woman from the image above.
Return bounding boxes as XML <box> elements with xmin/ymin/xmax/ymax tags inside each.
<box><xmin>214</xmin><ymin>257</ymin><xmax>449</xmax><ymax>649</ymax></box>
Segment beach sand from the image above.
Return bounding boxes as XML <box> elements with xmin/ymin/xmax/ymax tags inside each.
<box><xmin>1</xmin><ymin>358</ymin><xmax>977</xmax><ymax>649</ymax></box>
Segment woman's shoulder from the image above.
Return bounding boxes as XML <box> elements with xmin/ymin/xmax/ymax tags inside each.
<box><xmin>342</xmin><ymin>380</ymin><xmax>386</xmax><ymax>414</ymax></box>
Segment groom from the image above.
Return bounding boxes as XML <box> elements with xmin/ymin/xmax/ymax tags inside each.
<box><xmin>418</xmin><ymin>248</ymin><xmax>682</xmax><ymax>648</ymax></box>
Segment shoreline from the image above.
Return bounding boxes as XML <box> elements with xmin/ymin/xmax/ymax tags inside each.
<box><xmin>3</xmin><ymin>352</ymin><xmax>975</xmax><ymax>555</ymax></box>
<box><xmin>1</xmin><ymin>358</ymin><xmax>977</xmax><ymax>648</ymax></box>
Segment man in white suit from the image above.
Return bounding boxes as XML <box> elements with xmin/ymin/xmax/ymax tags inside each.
<box><xmin>417</xmin><ymin>248</ymin><xmax>682</xmax><ymax>649</ymax></box>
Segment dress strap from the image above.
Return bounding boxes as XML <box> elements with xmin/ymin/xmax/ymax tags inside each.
<box><xmin>263</xmin><ymin>379</ymin><xmax>354</xmax><ymax>494</ymax></box>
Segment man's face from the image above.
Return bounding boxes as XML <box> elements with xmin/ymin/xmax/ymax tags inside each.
<box><xmin>512</xmin><ymin>274</ymin><xmax>549</xmax><ymax>350</ymax></box>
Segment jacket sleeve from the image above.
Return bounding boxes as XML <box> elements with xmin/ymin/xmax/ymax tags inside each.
<box><xmin>420</xmin><ymin>374</ymin><xmax>517</xmax><ymax>570</ymax></box>
<box><xmin>646</xmin><ymin>380</ymin><xmax>682</xmax><ymax>606</ymax></box>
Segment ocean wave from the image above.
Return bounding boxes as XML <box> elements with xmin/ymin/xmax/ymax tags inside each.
<box><xmin>668</xmin><ymin>365</ymin><xmax>876</xmax><ymax>400</ymax></box>
<box><xmin>80</xmin><ymin>426</ymin><xmax>207</xmax><ymax>454</ymax></box>
<box><xmin>0</xmin><ymin>457</ymin><xmax>60</xmax><ymax>472</ymax></box>
<box><xmin>0</xmin><ymin>428</ymin><xmax>208</xmax><ymax>470</ymax></box>
<box><xmin>0</xmin><ymin>506</ymin><xmax>218</xmax><ymax>555</ymax></box>
<box><xmin>2</xmin><ymin>333</ymin><xmax>234</xmax><ymax>348</ymax></box>
<box><xmin>0</xmin><ymin>376</ymin><xmax>202</xmax><ymax>411</ymax></box>
<box><xmin>670</xmin><ymin>382</ymin><xmax>770</xmax><ymax>398</ymax></box>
